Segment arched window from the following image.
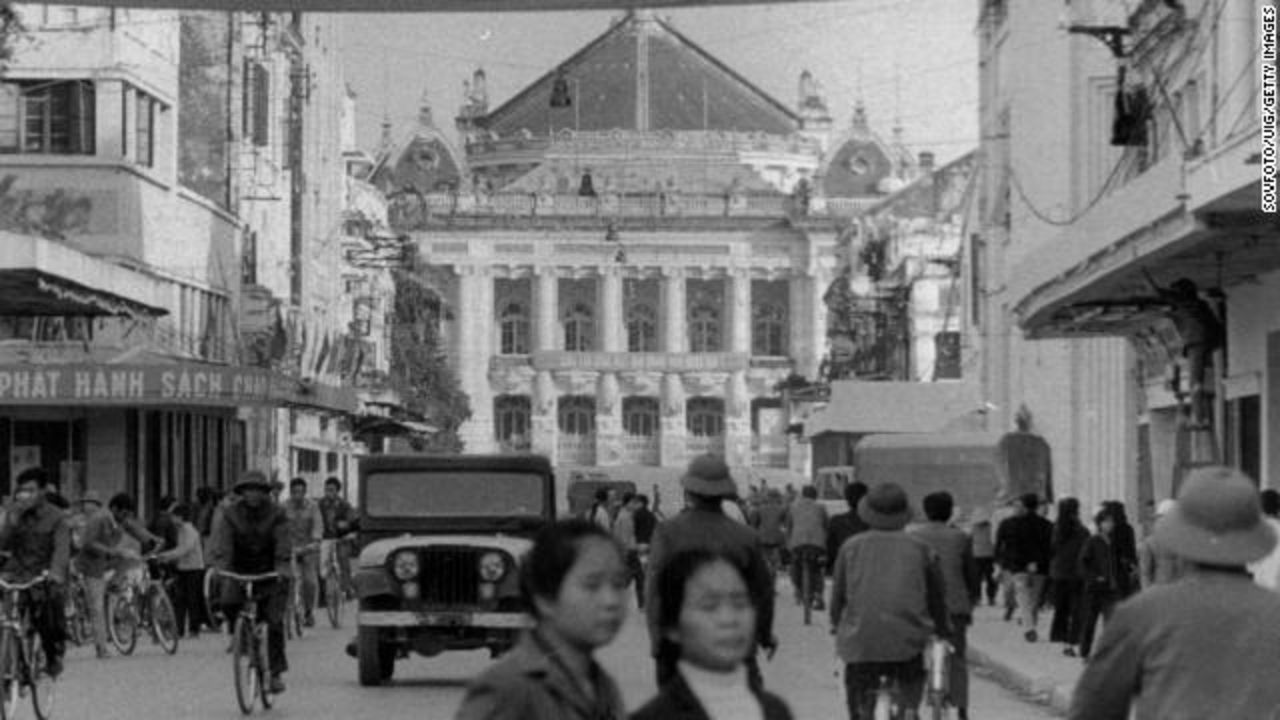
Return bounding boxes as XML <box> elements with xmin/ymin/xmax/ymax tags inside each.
<box><xmin>752</xmin><ymin>303</ymin><xmax>787</xmax><ymax>356</ymax></box>
<box><xmin>686</xmin><ymin>397</ymin><xmax>725</xmax><ymax>437</ymax></box>
<box><xmin>557</xmin><ymin>396</ymin><xmax>596</xmax><ymax>435</ymax></box>
<box><xmin>688</xmin><ymin>304</ymin><xmax>721</xmax><ymax>353</ymax></box>
<box><xmin>563</xmin><ymin>303</ymin><xmax>595</xmax><ymax>352</ymax></box>
<box><xmin>493</xmin><ymin>395</ymin><xmax>531</xmax><ymax>450</ymax></box>
<box><xmin>499</xmin><ymin>301</ymin><xmax>530</xmax><ymax>355</ymax></box>
<box><xmin>623</xmin><ymin>397</ymin><xmax>659</xmax><ymax>437</ymax></box>
<box><xmin>627</xmin><ymin>303</ymin><xmax>658</xmax><ymax>352</ymax></box>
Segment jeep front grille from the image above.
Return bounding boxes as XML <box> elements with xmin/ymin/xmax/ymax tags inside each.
<box><xmin>417</xmin><ymin>547</ymin><xmax>481</xmax><ymax>605</ymax></box>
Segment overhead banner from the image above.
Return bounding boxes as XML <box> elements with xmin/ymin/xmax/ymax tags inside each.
<box><xmin>0</xmin><ymin>362</ymin><xmax>358</xmax><ymax>413</ymax></box>
<box><xmin>50</xmin><ymin>0</ymin><xmax>821</xmax><ymax>10</ymax></box>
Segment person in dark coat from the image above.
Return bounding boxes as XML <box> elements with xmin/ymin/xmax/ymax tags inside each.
<box><xmin>1075</xmin><ymin>508</ymin><xmax>1120</xmax><ymax>660</ymax></box>
<box><xmin>213</xmin><ymin>471</ymin><xmax>293</xmax><ymax>693</ymax></box>
<box><xmin>994</xmin><ymin>493</ymin><xmax>1053</xmax><ymax>641</ymax></box>
<box><xmin>909</xmin><ymin>492</ymin><xmax>978</xmax><ymax>720</ymax></box>
<box><xmin>825</xmin><ymin>481</ymin><xmax>869</xmax><ymax>575</ymax></box>
<box><xmin>1103</xmin><ymin>500</ymin><xmax>1138</xmax><ymax>598</ymax></box>
<box><xmin>455</xmin><ymin>520</ymin><xmax>627</xmax><ymax>720</ymax></box>
<box><xmin>1048</xmin><ymin>498</ymin><xmax>1089</xmax><ymax>656</ymax></box>
<box><xmin>632</xmin><ymin>548</ymin><xmax>792</xmax><ymax>720</ymax></box>
<box><xmin>1068</xmin><ymin>466</ymin><xmax>1280</xmax><ymax>719</ymax></box>
<box><xmin>645</xmin><ymin>455</ymin><xmax>776</xmax><ymax>691</ymax></box>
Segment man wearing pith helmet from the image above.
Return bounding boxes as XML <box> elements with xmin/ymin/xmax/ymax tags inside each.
<box><xmin>1068</xmin><ymin>466</ymin><xmax>1280</xmax><ymax>720</ymax></box>
<box><xmin>643</xmin><ymin>454</ymin><xmax>776</xmax><ymax>691</ymax></box>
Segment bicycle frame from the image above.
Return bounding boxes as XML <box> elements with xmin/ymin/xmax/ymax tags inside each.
<box><xmin>219</xmin><ymin>570</ymin><xmax>279</xmax><ymax>715</ymax></box>
<box><xmin>0</xmin><ymin>574</ymin><xmax>54</xmax><ymax>720</ymax></box>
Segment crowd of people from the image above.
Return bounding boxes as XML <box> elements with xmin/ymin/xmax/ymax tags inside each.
<box><xmin>454</xmin><ymin>455</ymin><xmax>1280</xmax><ymax>720</ymax></box>
<box><xmin>0</xmin><ymin>466</ymin><xmax>358</xmax><ymax>696</ymax></box>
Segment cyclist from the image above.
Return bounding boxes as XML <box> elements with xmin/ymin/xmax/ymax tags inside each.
<box><xmin>830</xmin><ymin>483</ymin><xmax>950</xmax><ymax>720</ymax></box>
<box><xmin>317</xmin><ymin>477</ymin><xmax>355</xmax><ymax>598</ymax></box>
<box><xmin>282</xmin><ymin>478</ymin><xmax>322</xmax><ymax>627</ymax></box>
<box><xmin>78</xmin><ymin>493</ymin><xmax>158</xmax><ymax>658</ymax></box>
<box><xmin>0</xmin><ymin>468</ymin><xmax>71</xmax><ymax>677</ymax></box>
<box><xmin>213</xmin><ymin>470</ymin><xmax>292</xmax><ymax>694</ymax></box>
<box><xmin>784</xmin><ymin>485</ymin><xmax>828</xmax><ymax>611</ymax></box>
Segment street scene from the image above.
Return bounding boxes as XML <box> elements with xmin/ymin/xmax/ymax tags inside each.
<box><xmin>0</xmin><ymin>0</ymin><xmax>1278</xmax><ymax>719</ymax></box>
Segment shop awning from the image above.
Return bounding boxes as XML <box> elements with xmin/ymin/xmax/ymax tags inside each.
<box><xmin>804</xmin><ymin>381</ymin><xmax>980</xmax><ymax>438</ymax></box>
<box><xmin>0</xmin><ymin>361</ymin><xmax>358</xmax><ymax>413</ymax></box>
<box><xmin>0</xmin><ymin>233</ymin><xmax>168</xmax><ymax>317</ymax></box>
<box><xmin>54</xmin><ymin>0</ymin><xmax>829</xmax><ymax>10</ymax></box>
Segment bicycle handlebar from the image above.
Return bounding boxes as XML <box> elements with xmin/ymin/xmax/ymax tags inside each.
<box><xmin>216</xmin><ymin>571</ymin><xmax>280</xmax><ymax>584</ymax></box>
<box><xmin>0</xmin><ymin>573</ymin><xmax>50</xmax><ymax>592</ymax></box>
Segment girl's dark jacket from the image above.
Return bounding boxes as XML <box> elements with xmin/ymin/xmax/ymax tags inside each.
<box><xmin>631</xmin><ymin>672</ymin><xmax>793</xmax><ymax>720</ymax></box>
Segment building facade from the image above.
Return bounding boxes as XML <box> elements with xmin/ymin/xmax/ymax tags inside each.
<box><xmin>375</xmin><ymin>11</ymin><xmax>923</xmax><ymax>478</ymax></box>
<box><xmin>975</xmin><ymin>0</ymin><xmax>1268</xmax><ymax>521</ymax></box>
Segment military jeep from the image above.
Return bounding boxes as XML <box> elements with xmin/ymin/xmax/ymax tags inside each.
<box><xmin>352</xmin><ymin>454</ymin><xmax>555</xmax><ymax>686</ymax></box>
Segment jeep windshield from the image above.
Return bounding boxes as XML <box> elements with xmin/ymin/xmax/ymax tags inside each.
<box><xmin>365</xmin><ymin>470</ymin><xmax>547</xmax><ymax>519</ymax></box>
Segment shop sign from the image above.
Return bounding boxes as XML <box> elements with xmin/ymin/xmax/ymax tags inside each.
<box><xmin>0</xmin><ymin>363</ymin><xmax>357</xmax><ymax>412</ymax></box>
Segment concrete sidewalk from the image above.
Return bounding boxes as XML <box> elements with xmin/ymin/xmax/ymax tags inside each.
<box><xmin>966</xmin><ymin>605</ymin><xmax>1082</xmax><ymax>716</ymax></box>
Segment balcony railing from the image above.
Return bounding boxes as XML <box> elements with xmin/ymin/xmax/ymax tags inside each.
<box><xmin>620</xmin><ymin>435</ymin><xmax>660</xmax><ymax>466</ymax></box>
<box><xmin>558</xmin><ymin>433</ymin><xmax>596</xmax><ymax>465</ymax></box>
<box><xmin>751</xmin><ymin>435</ymin><xmax>790</xmax><ymax>468</ymax></box>
<box><xmin>687</xmin><ymin>435</ymin><xmax>726</xmax><ymax>457</ymax></box>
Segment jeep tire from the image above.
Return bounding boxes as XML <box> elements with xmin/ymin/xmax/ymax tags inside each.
<box><xmin>357</xmin><ymin>627</ymin><xmax>394</xmax><ymax>686</ymax></box>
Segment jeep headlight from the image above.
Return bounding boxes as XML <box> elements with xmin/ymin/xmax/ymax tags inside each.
<box><xmin>392</xmin><ymin>550</ymin><xmax>420</xmax><ymax>581</ymax></box>
<box><xmin>478</xmin><ymin>552</ymin><xmax>506</xmax><ymax>582</ymax></box>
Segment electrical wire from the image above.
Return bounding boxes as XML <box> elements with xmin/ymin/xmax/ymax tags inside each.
<box><xmin>1007</xmin><ymin>150</ymin><xmax>1132</xmax><ymax>227</ymax></box>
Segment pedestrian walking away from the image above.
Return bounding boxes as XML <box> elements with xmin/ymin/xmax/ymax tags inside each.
<box><xmin>1068</xmin><ymin>466</ymin><xmax>1280</xmax><ymax>720</ymax></box>
<box><xmin>994</xmin><ymin>493</ymin><xmax>1052</xmax><ymax>641</ymax></box>
<box><xmin>645</xmin><ymin>455</ymin><xmax>776</xmax><ymax>692</ymax></box>
<box><xmin>632</xmin><ymin>548</ymin><xmax>794</xmax><ymax>720</ymax></box>
<box><xmin>454</xmin><ymin>519</ymin><xmax>628</xmax><ymax>720</ymax></box>
<box><xmin>830</xmin><ymin>482</ymin><xmax>951</xmax><ymax>720</ymax></box>
<box><xmin>783</xmin><ymin>485</ymin><xmax>827</xmax><ymax>612</ymax></box>
<box><xmin>909</xmin><ymin>491</ymin><xmax>978</xmax><ymax>720</ymax></box>
<box><xmin>968</xmin><ymin>508</ymin><xmax>998</xmax><ymax>607</ymax></box>
<box><xmin>1047</xmin><ymin>498</ymin><xmax>1088</xmax><ymax>656</ymax></box>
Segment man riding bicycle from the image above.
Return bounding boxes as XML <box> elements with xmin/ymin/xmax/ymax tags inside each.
<box><xmin>282</xmin><ymin>479</ymin><xmax>322</xmax><ymax>628</ymax></box>
<box><xmin>316</xmin><ymin>477</ymin><xmax>355</xmax><ymax>598</ymax></box>
<box><xmin>0</xmin><ymin>468</ymin><xmax>71</xmax><ymax>678</ymax></box>
<box><xmin>830</xmin><ymin>483</ymin><xmax>951</xmax><ymax>720</ymax></box>
<box><xmin>213</xmin><ymin>471</ymin><xmax>292</xmax><ymax>694</ymax></box>
<box><xmin>785</xmin><ymin>485</ymin><xmax>829</xmax><ymax>611</ymax></box>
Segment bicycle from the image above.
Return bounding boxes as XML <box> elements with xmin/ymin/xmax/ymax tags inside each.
<box><xmin>0</xmin><ymin>573</ymin><xmax>56</xmax><ymax>720</ymax></box>
<box><xmin>794</xmin><ymin>545</ymin><xmax>824</xmax><ymax>626</ymax></box>
<box><xmin>319</xmin><ymin>539</ymin><xmax>346</xmax><ymax>629</ymax></box>
<box><xmin>285</xmin><ymin>543</ymin><xmax>317</xmax><ymax>640</ymax></box>
<box><xmin>923</xmin><ymin>636</ymin><xmax>952</xmax><ymax>720</ymax></box>
<box><xmin>107</xmin><ymin>557</ymin><xmax>179</xmax><ymax>656</ymax></box>
<box><xmin>62</xmin><ymin>573</ymin><xmax>91</xmax><ymax>648</ymax></box>
<box><xmin>219</xmin><ymin>571</ymin><xmax>279</xmax><ymax>715</ymax></box>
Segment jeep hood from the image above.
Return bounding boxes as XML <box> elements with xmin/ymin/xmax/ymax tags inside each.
<box><xmin>358</xmin><ymin>534</ymin><xmax>533</xmax><ymax>568</ymax></box>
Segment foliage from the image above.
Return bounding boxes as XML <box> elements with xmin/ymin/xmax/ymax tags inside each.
<box><xmin>0</xmin><ymin>4</ymin><xmax>23</xmax><ymax>67</ymax></box>
<box><xmin>389</xmin><ymin>270</ymin><xmax>470</xmax><ymax>453</ymax></box>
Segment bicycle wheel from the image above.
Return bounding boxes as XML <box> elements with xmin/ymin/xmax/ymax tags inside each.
<box><xmin>232</xmin><ymin>617</ymin><xmax>258</xmax><ymax>715</ymax></box>
<box><xmin>0</xmin><ymin>630</ymin><xmax>19</xmax><ymax>720</ymax></box>
<box><xmin>28</xmin><ymin>634</ymin><xmax>55</xmax><ymax>720</ymax></box>
<box><xmin>801</xmin><ymin>559</ymin><xmax>813</xmax><ymax>626</ymax></box>
<box><xmin>927</xmin><ymin>691</ymin><xmax>946</xmax><ymax>720</ymax></box>
<box><xmin>150</xmin><ymin>588</ymin><xmax>180</xmax><ymax>655</ymax></box>
<box><xmin>64</xmin><ymin>588</ymin><xmax>85</xmax><ymax>647</ymax></box>
<box><xmin>256</xmin><ymin>624</ymin><xmax>273</xmax><ymax>710</ymax></box>
<box><xmin>203</xmin><ymin>568</ymin><xmax>223</xmax><ymax>629</ymax></box>
<box><xmin>107</xmin><ymin>593</ymin><xmax>138</xmax><ymax>656</ymax></box>
<box><xmin>325</xmin><ymin>577</ymin><xmax>342</xmax><ymax>629</ymax></box>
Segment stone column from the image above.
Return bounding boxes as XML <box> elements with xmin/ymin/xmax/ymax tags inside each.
<box><xmin>535</xmin><ymin>267</ymin><xmax>558</xmax><ymax>352</ymax></box>
<box><xmin>724</xmin><ymin>370</ymin><xmax>751</xmax><ymax>467</ymax></box>
<box><xmin>595</xmin><ymin>372</ymin><xmax>623</xmax><ymax>466</ymax></box>
<box><xmin>662</xmin><ymin>268</ymin><xmax>686</xmax><ymax>354</ymax></box>
<box><xmin>788</xmin><ymin>273</ymin><xmax>808</xmax><ymax>366</ymax></box>
<box><xmin>728</xmin><ymin>269</ymin><xmax>752</xmax><ymax>355</ymax></box>
<box><xmin>456</xmin><ymin>266</ymin><xmax>496</xmax><ymax>453</ymax></box>
<box><xmin>599</xmin><ymin>267</ymin><xmax>624</xmax><ymax>352</ymax></box>
<box><xmin>804</xmin><ymin>270</ymin><xmax>829</xmax><ymax>380</ymax></box>
<box><xmin>531</xmin><ymin>370</ymin><xmax>558</xmax><ymax>464</ymax></box>
<box><xmin>659</xmin><ymin>373</ymin><xmax>687</xmax><ymax>467</ymax></box>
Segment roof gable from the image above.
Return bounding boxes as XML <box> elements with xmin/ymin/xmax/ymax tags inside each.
<box><xmin>477</xmin><ymin>12</ymin><xmax>798</xmax><ymax>137</ymax></box>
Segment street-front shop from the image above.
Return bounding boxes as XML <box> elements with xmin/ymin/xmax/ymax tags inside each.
<box><xmin>0</xmin><ymin>362</ymin><xmax>358</xmax><ymax>517</ymax></box>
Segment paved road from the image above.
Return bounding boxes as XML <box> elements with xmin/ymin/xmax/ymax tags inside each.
<box><xmin>50</xmin><ymin>594</ymin><xmax>1058</xmax><ymax>720</ymax></box>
